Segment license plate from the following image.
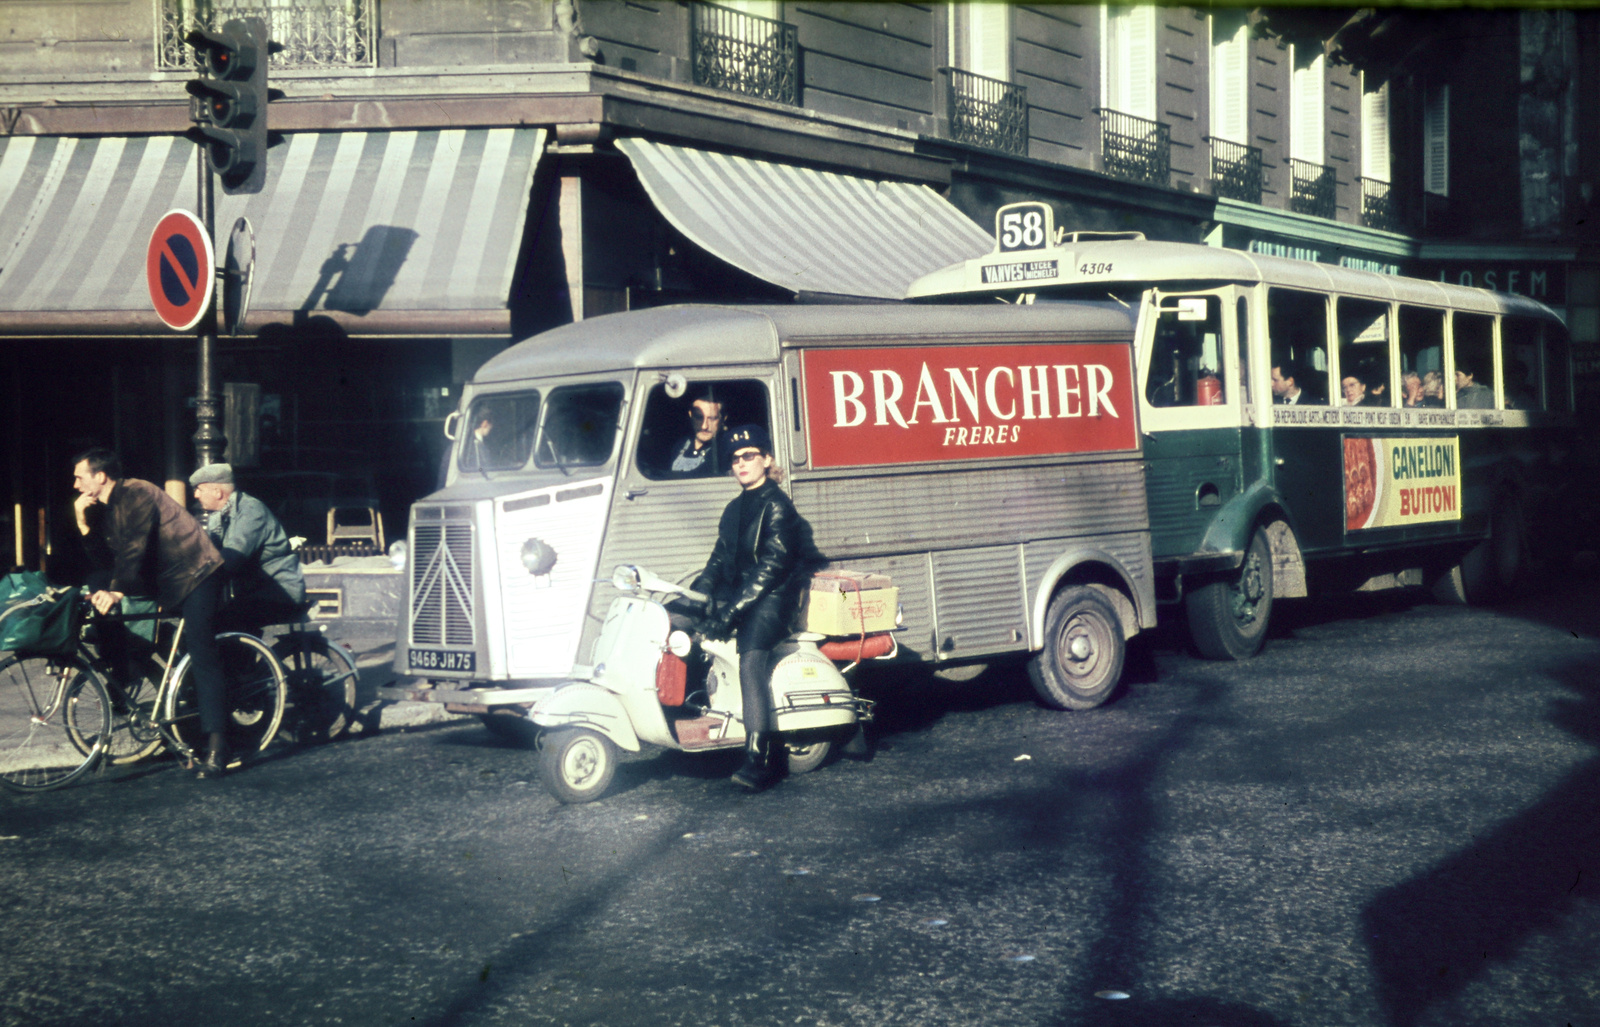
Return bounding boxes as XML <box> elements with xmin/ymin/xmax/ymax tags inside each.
<box><xmin>408</xmin><ymin>648</ymin><xmax>477</xmax><ymax>673</ymax></box>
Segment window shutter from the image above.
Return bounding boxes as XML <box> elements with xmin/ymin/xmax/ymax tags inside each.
<box><xmin>952</xmin><ymin>3</ymin><xmax>1012</xmax><ymax>81</ymax></box>
<box><xmin>724</xmin><ymin>0</ymin><xmax>779</xmax><ymax>19</ymax></box>
<box><xmin>1361</xmin><ymin>76</ymin><xmax>1390</xmax><ymax>182</ymax></box>
<box><xmin>1125</xmin><ymin>6</ymin><xmax>1156</xmax><ymax>120</ymax></box>
<box><xmin>1423</xmin><ymin>83</ymin><xmax>1449</xmax><ymax>196</ymax></box>
<box><xmin>1290</xmin><ymin>50</ymin><xmax>1325</xmax><ymax>162</ymax></box>
<box><xmin>1211</xmin><ymin>21</ymin><xmax>1248</xmax><ymax>144</ymax></box>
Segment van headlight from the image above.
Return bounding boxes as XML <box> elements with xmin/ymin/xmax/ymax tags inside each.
<box><xmin>388</xmin><ymin>540</ymin><xmax>408</xmax><ymax>570</ymax></box>
<box><xmin>521</xmin><ymin>538</ymin><xmax>558</xmax><ymax>576</ymax></box>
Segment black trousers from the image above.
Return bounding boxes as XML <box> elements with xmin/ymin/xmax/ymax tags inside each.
<box><xmin>739</xmin><ymin>649</ymin><xmax>774</xmax><ymax>737</ymax></box>
<box><xmin>179</xmin><ymin>575</ymin><xmax>227</xmax><ymax>736</ymax></box>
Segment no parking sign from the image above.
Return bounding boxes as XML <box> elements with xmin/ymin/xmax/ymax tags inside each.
<box><xmin>146</xmin><ymin>210</ymin><xmax>215</xmax><ymax>331</ymax></box>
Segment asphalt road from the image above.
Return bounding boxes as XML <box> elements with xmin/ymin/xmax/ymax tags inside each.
<box><xmin>2</xmin><ymin>578</ymin><xmax>1598</xmax><ymax>1027</ymax></box>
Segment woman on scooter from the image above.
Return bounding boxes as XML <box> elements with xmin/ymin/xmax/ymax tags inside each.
<box><xmin>691</xmin><ymin>424</ymin><xmax>807</xmax><ymax>792</ymax></box>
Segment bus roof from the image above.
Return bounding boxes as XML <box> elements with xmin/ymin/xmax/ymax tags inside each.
<box><xmin>904</xmin><ymin>237</ymin><xmax>1561</xmax><ymax>320</ymax></box>
<box><xmin>474</xmin><ymin>301</ymin><xmax>1138</xmax><ymax>383</ymax></box>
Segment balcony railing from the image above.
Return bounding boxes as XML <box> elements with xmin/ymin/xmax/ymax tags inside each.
<box><xmin>1096</xmin><ymin>109</ymin><xmax>1170</xmax><ymax>188</ymax></box>
<box><xmin>1289</xmin><ymin>158</ymin><xmax>1337</xmax><ymax>219</ymax></box>
<box><xmin>1360</xmin><ymin>177</ymin><xmax>1400</xmax><ymax>232</ymax></box>
<box><xmin>944</xmin><ymin>68</ymin><xmax>1028</xmax><ymax>156</ymax></box>
<box><xmin>158</xmin><ymin>0</ymin><xmax>376</xmax><ymax>70</ymax></box>
<box><xmin>1208</xmin><ymin>137</ymin><xmax>1262</xmax><ymax>204</ymax></box>
<box><xmin>691</xmin><ymin>3</ymin><xmax>799</xmax><ymax>106</ymax></box>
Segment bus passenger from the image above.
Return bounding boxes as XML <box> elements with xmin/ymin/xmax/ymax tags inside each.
<box><xmin>690</xmin><ymin>424</ymin><xmax>807</xmax><ymax>792</ymax></box>
<box><xmin>1422</xmin><ymin>370</ymin><xmax>1447</xmax><ymax>405</ymax></box>
<box><xmin>1455</xmin><ymin>360</ymin><xmax>1494</xmax><ymax>409</ymax></box>
<box><xmin>1403</xmin><ymin>371</ymin><xmax>1445</xmax><ymax>409</ymax></box>
<box><xmin>1341</xmin><ymin>375</ymin><xmax>1369</xmax><ymax>407</ymax></box>
<box><xmin>1271</xmin><ymin>362</ymin><xmax>1308</xmax><ymax>405</ymax></box>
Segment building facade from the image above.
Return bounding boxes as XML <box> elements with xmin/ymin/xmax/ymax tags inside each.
<box><xmin>1</xmin><ymin>2</ymin><xmax>1593</xmax><ymax>575</ymax></box>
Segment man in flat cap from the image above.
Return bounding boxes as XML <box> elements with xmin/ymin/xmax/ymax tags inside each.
<box><xmin>190</xmin><ymin>463</ymin><xmax>306</xmax><ymax>636</ymax></box>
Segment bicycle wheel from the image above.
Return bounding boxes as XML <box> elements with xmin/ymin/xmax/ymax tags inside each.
<box><xmin>271</xmin><ymin>632</ymin><xmax>358</xmax><ymax>744</ymax></box>
<box><xmin>165</xmin><ymin>633</ymin><xmax>286</xmax><ymax>768</ymax></box>
<box><xmin>0</xmin><ymin>653</ymin><xmax>111</xmax><ymax>792</ymax></box>
<box><xmin>98</xmin><ymin>653</ymin><xmax>167</xmax><ymax>765</ymax></box>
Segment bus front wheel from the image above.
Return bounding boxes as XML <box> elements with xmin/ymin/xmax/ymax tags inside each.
<box><xmin>1186</xmin><ymin>527</ymin><xmax>1274</xmax><ymax>660</ymax></box>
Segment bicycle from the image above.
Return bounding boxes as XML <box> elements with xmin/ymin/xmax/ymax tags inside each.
<box><xmin>0</xmin><ymin>593</ymin><xmax>113</xmax><ymax>790</ymax></box>
<box><xmin>0</xmin><ymin>592</ymin><xmax>287</xmax><ymax>789</ymax></box>
<box><xmin>268</xmin><ymin>611</ymin><xmax>359</xmax><ymax>745</ymax></box>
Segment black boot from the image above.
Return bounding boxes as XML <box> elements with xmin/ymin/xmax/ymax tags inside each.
<box><xmin>194</xmin><ymin>732</ymin><xmax>229</xmax><ymax>779</ymax></box>
<box><xmin>732</xmin><ymin>731</ymin><xmax>781</xmax><ymax>792</ymax></box>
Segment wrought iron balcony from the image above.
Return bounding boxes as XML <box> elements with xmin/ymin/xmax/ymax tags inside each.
<box><xmin>944</xmin><ymin>68</ymin><xmax>1028</xmax><ymax>156</ymax></box>
<box><xmin>691</xmin><ymin>3</ymin><xmax>799</xmax><ymax>106</ymax></box>
<box><xmin>1289</xmin><ymin>158</ymin><xmax>1338</xmax><ymax>219</ymax></box>
<box><xmin>158</xmin><ymin>0</ymin><xmax>376</xmax><ymax>70</ymax></box>
<box><xmin>1208</xmin><ymin>137</ymin><xmax>1262</xmax><ymax>204</ymax></box>
<box><xmin>1360</xmin><ymin>177</ymin><xmax>1400</xmax><ymax>232</ymax></box>
<box><xmin>1095</xmin><ymin>109</ymin><xmax>1170</xmax><ymax>188</ymax></box>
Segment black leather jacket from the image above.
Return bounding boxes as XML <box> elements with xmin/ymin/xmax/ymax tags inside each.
<box><xmin>691</xmin><ymin>479</ymin><xmax>803</xmax><ymax>648</ymax></box>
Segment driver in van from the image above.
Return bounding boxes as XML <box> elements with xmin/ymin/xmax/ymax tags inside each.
<box><xmin>663</xmin><ymin>391</ymin><xmax>724</xmax><ymax>479</ymax></box>
<box><xmin>689</xmin><ymin>424</ymin><xmax>806</xmax><ymax>792</ymax></box>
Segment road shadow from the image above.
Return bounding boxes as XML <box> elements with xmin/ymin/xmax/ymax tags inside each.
<box><xmin>1361</xmin><ymin>658</ymin><xmax>1600</xmax><ymax>1027</ymax></box>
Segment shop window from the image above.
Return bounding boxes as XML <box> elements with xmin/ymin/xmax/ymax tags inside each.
<box><xmin>459</xmin><ymin>391</ymin><xmax>540</xmax><ymax>474</ymax></box>
<box><xmin>1267</xmin><ymin>288</ymin><xmax>1330</xmax><ymax>405</ymax></box>
<box><xmin>534</xmin><ymin>382</ymin><xmax>625</xmax><ymax>468</ymax></box>
<box><xmin>1145</xmin><ymin>296</ymin><xmax>1225</xmax><ymax>407</ymax></box>
<box><xmin>1451</xmin><ymin>312</ymin><xmax>1495</xmax><ymax>409</ymax></box>
<box><xmin>1337</xmin><ymin>298</ymin><xmax>1392</xmax><ymax>407</ymax></box>
<box><xmin>635</xmin><ymin>379</ymin><xmax>771</xmax><ymax>482</ymax></box>
<box><xmin>1397</xmin><ymin>306</ymin><xmax>1446</xmax><ymax>409</ymax></box>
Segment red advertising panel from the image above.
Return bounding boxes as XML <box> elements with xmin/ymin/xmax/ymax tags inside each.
<box><xmin>801</xmin><ymin>343</ymin><xmax>1138</xmax><ymax>469</ymax></box>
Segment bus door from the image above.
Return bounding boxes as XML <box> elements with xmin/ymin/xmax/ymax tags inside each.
<box><xmin>1137</xmin><ymin>289</ymin><xmax>1246</xmax><ymax>561</ymax></box>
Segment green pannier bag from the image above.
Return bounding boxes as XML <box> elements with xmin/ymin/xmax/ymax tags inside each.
<box><xmin>0</xmin><ymin>585</ymin><xmax>81</xmax><ymax>656</ymax></box>
<box><xmin>2</xmin><ymin>570</ymin><xmax>48</xmax><ymax>607</ymax></box>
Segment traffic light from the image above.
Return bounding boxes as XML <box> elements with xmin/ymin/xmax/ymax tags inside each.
<box><xmin>186</xmin><ymin>17</ymin><xmax>269</xmax><ymax>195</ymax></box>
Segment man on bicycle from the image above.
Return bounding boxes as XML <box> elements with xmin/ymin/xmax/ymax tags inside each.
<box><xmin>72</xmin><ymin>448</ymin><xmax>232</xmax><ymax>778</ymax></box>
<box><xmin>188</xmin><ymin>463</ymin><xmax>306</xmax><ymax>635</ymax></box>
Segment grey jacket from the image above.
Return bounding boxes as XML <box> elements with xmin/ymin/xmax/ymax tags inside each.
<box><xmin>204</xmin><ymin>490</ymin><xmax>306</xmax><ymax>606</ymax></box>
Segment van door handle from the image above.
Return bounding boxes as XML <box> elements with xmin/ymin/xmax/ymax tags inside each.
<box><xmin>625</xmin><ymin>488</ymin><xmax>649</xmax><ymax>500</ymax></box>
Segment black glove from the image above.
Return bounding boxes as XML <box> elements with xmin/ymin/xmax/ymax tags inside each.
<box><xmin>700</xmin><ymin>599</ymin><xmax>734</xmax><ymax>641</ymax></box>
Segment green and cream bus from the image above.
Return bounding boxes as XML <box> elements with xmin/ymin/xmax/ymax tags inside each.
<box><xmin>908</xmin><ymin>202</ymin><xmax>1574</xmax><ymax>658</ymax></box>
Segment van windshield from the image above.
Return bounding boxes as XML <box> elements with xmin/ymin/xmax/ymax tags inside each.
<box><xmin>459</xmin><ymin>392</ymin><xmax>540</xmax><ymax>473</ymax></box>
<box><xmin>535</xmin><ymin>382</ymin><xmax>626</xmax><ymax>469</ymax></box>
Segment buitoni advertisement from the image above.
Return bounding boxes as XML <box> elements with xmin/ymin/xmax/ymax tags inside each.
<box><xmin>800</xmin><ymin>343</ymin><xmax>1138</xmax><ymax>469</ymax></box>
<box><xmin>1343</xmin><ymin>436</ymin><xmax>1462</xmax><ymax>532</ymax></box>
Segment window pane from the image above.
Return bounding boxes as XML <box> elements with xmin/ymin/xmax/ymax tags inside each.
<box><xmin>1146</xmin><ymin>295</ymin><xmax>1225</xmax><ymax>407</ymax></box>
<box><xmin>636</xmin><ymin>379</ymin><xmax>771</xmax><ymax>482</ymax></box>
<box><xmin>459</xmin><ymin>392</ymin><xmax>540</xmax><ymax>473</ymax></box>
<box><xmin>1397</xmin><ymin>306</ymin><xmax>1446</xmax><ymax>408</ymax></box>
<box><xmin>1451</xmin><ymin>313</ymin><xmax>1496</xmax><ymax>408</ymax></box>
<box><xmin>1337</xmin><ymin>297</ymin><xmax>1392</xmax><ymax>407</ymax></box>
<box><xmin>535</xmin><ymin>383</ymin><xmax>625</xmax><ymax>468</ymax></box>
<box><xmin>1500</xmin><ymin>317</ymin><xmax>1543</xmax><ymax>411</ymax></box>
<box><xmin>1545</xmin><ymin>321</ymin><xmax>1573</xmax><ymax>412</ymax></box>
<box><xmin>1267</xmin><ymin>288</ymin><xmax>1329</xmax><ymax>405</ymax></box>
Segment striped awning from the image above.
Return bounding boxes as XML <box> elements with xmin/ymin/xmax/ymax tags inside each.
<box><xmin>0</xmin><ymin>127</ymin><xmax>544</xmax><ymax>335</ymax></box>
<box><xmin>615</xmin><ymin>137</ymin><xmax>991</xmax><ymax>300</ymax></box>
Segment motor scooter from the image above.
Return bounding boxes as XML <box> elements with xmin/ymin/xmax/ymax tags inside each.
<box><xmin>529</xmin><ymin>565</ymin><xmax>879</xmax><ymax>803</ymax></box>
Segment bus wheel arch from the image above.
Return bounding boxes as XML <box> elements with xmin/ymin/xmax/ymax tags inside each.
<box><xmin>1185</xmin><ymin>525</ymin><xmax>1274</xmax><ymax>660</ymax></box>
<box><xmin>1433</xmin><ymin>486</ymin><xmax>1528</xmax><ymax>606</ymax></box>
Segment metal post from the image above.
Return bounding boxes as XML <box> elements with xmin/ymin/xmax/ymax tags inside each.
<box><xmin>193</xmin><ymin>145</ymin><xmax>226</xmax><ymax>468</ymax></box>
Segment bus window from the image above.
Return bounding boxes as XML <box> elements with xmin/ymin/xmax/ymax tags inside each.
<box><xmin>459</xmin><ymin>391</ymin><xmax>540</xmax><ymax>473</ymax></box>
<box><xmin>1500</xmin><ymin>316</ymin><xmax>1544</xmax><ymax>411</ymax></box>
<box><xmin>1267</xmin><ymin>288</ymin><xmax>1329</xmax><ymax>405</ymax></box>
<box><xmin>1452</xmin><ymin>313</ymin><xmax>1496</xmax><ymax>409</ymax></box>
<box><xmin>1397</xmin><ymin>306</ymin><xmax>1446</xmax><ymax>409</ymax></box>
<box><xmin>635</xmin><ymin>379</ymin><xmax>771</xmax><ymax>481</ymax></box>
<box><xmin>1337</xmin><ymin>298</ymin><xmax>1393</xmax><ymax>407</ymax></box>
<box><xmin>1146</xmin><ymin>295</ymin><xmax>1225</xmax><ymax>407</ymax></box>
<box><xmin>1236</xmin><ymin>296</ymin><xmax>1252</xmax><ymax>408</ymax></box>
<box><xmin>1544</xmin><ymin>320</ymin><xmax>1573</xmax><ymax>412</ymax></box>
<box><xmin>534</xmin><ymin>382</ymin><xmax>625</xmax><ymax>468</ymax></box>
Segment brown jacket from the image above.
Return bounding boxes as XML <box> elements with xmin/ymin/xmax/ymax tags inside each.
<box><xmin>84</xmin><ymin>478</ymin><xmax>222</xmax><ymax>610</ymax></box>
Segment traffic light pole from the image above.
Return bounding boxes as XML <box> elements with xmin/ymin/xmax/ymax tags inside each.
<box><xmin>193</xmin><ymin>145</ymin><xmax>226</xmax><ymax>468</ymax></box>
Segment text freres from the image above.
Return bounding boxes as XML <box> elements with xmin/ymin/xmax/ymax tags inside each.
<box><xmin>830</xmin><ymin>363</ymin><xmax>1121</xmax><ymax>429</ymax></box>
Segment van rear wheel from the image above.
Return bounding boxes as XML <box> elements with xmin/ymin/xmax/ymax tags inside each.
<box><xmin>1186</xmin><ymin>527</ymin><xmax>1273</xmax><ymax>660</ymax></box>
<box><xmin>538</xmin><ymin>728</ymin><xmax>617</xmax><ymax>804</ymax></box>
<box><xmin>1028</xmin><ymin>586</ymin><xmax>1125</xmax><ymax>711</ymax></box>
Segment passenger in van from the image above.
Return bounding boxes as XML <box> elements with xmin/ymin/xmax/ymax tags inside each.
<box><xmin>689</xmin><ymin>424</ymin><xmax>807</xmax><ymax>793</ymax></box>
<box><xmin>1455</xmin><ymin>360</ymin><xmax>1494</xmax><ymax>409</ymax></box>
<box><xmin>663</xmin><ymin>392</ymin><xmax>725</xmax><ymax>479</ymax></box>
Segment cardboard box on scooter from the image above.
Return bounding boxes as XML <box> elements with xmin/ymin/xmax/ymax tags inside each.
<box><xmin>803</xmin><ymin>586</ymin><xmax>899</xmax><ymax>636</ymax></box>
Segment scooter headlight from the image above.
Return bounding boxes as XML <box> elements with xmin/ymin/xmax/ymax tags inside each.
<box><xmin>612</xmin><ymin>564</ymin><xmax>642</xmax><ymax>592</ymax></box>
<box><xmin>667</xmin><ymin>630</ymin><xmax>693</xmax><ymax>658</ymax></box>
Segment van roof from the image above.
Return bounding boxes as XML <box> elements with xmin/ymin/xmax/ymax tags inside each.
<box><xmin>474</xmin><ymin>302</ymin><xmax>1138</xmax><ymax>383</ymax></box>
<box><xmin>906</xmin><ymin>238</ymin><xmax>1561</xmax><ymax>320</ymax></box>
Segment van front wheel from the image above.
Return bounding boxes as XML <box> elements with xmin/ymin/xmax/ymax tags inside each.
<box><xmin>1185</xmin><ymin>527</ymin><xmax>1274</xmax><ymax>660</ymax></box>
<box><xmin>538</xmin><ymin>728</ymin><xmax>617</xmax><ymax>804</ymax></box>
<box><xmin>1028</xmin><ymin>586</ymin><xmax>1125</xmax><ymax>711</ymax></box>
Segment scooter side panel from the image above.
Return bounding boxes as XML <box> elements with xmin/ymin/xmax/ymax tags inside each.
<box><xmin>530</xmin><ymin>685</ymin><xmax>643</xmax><ymax>752</ymax></box>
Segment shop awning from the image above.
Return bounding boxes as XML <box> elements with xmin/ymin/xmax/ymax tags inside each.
<box><xmin>0</xmin><ymin>127</ymin><xmax>544</xmax><ymax>336</ymax></box>
<box><xmin>615</xmin><ymin>137</ymin><xmax>991</xmax><ymax>301</ymax></box>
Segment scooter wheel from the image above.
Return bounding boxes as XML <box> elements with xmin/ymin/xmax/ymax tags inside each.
<box><xmin>539</xmin><ymin>728</ymin><xmax>617</xmax><ymax>804</ymax></box>
<box><xmin>783</xmin><ymin>735</ymin><xmax>833</xmax><ymax>775</ymax></box>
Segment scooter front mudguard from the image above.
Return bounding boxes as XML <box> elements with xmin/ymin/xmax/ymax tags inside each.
<box><xmin>530</xmin><ymin>684</ymin><xmax>642</xmax><ymax>752</ymax></box>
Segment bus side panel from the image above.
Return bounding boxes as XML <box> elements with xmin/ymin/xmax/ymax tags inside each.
<box><xmin>792</xmin><ymin>458</ymin><xmax>1149</xmax><ymax>555</ymax></box>
<box><xmin>1143</xmin><ymin>427</ymin><xmax>1242</xmax><ymax>558</ymax></box>
<box><xmin>1269</xmin><ymin>426</ymin><xmax>1346</xmax><ymax>554</ymax></box>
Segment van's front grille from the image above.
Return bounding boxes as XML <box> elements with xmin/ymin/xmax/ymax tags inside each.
<box><xmin>410</xmin><ymin>519</ymin><xmax>475</xmax><ymax>647</ymax></box>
